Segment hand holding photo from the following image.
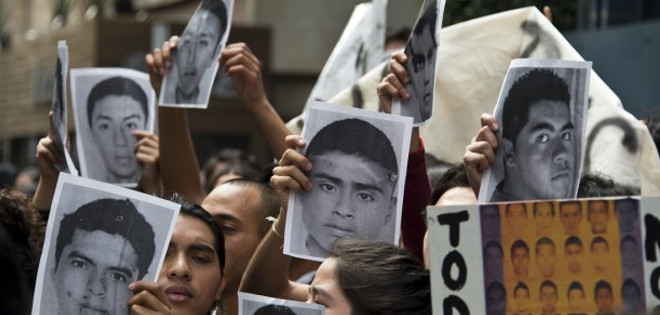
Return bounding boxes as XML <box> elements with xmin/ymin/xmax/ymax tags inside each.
<box><xmin>71</xmin><ymin>68</ymin><xmax>156</xmax><ymax>187</ymax></box>
<box><xmin>284</xmin><ymin>101</ymin><xmax>412</xmax><ymax>261</ymax></box>
<box><xmin>159</xmin><ymin>0</ymin><xmax>234</xmax><ymax>108</ymax></box>
<box><xmin>31</xmin><ymin>173</ymin><xmax>179</xmax><ymax>315</ymax></box>
<box><xmin>478</xmin><ymin>59</ymin><xmax>592</xmax><ymax>203</ymax></box>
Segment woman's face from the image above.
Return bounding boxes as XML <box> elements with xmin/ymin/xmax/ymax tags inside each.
<box><xmin>306</xmin><ymin>258</ymin><xmax>353</xmax><ymax>315</ymax></box>
<box><xmin>158</xmin><ymin>215</ymin><xmax>224</xmax><ymax>315</ymax></box>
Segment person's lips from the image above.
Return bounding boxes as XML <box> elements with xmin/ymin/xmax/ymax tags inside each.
<box><xmin>78</xmin><ymin>304</ymin><xmax>109</xmax><ymax>315</ymax></box>
<box><xmin>165</xmin><ymin>286</ymin><xmax>193</xmax><ymax>303</ymax></box>
<box><xmin>551</xmin><ymin>169</ymin><xmax>570</xmax><ymax>180</ymax></box>
<box><xmin>114</xmin><ymin>156</ymin><xmax>132</xmax><ymax>165</ymax></box>
<box><xmin>326</xmin><ymin>224</ymin><xmax>354</xmax><ymax>237</ymax></box>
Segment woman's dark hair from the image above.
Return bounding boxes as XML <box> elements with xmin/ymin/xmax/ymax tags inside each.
<box><xmin>328</xmin><ymin>239</ymin><xmax>430</xmax><ymax>315</ymax></box>
<box><xmin>166</xmin><ymin>193</ymin><xmax>225</xmax><ymax>272</ymax></box>
<box><xmin>253</xmin><ymin>304</ymin><xmax>297</xmax><ymax>315</ymax></box>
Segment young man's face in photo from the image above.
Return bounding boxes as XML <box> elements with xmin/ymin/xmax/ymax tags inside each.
<box><xmin>565</xmin><ymin>243</ymin><xmax>583</xmax><ymax>274</ymax></box>
<box><xmin>595</xmin><ymin>286</ymin><xmax>613</xmax><ymax>313</ymax></box>
<box><xmin>534</xmin><ymin>202</ymin><xmax>554</xmax><ymax>234</ymax></box>
<box><xmin>486</xmin><ymin>286</ymin><xmax>505</xmax><ymax>314</ymax></box>
<box><xmin>621</xmin><ymin>239</ymin><xmax>639</xmax><ymax>268</ymax></box>
<box><xmin>508</xmin><ymin>99</ymin><xmax>575</xmax><ymax>199</ymax></box>
<box><xmin>560</xmin><ymin>203</ymin><xmax>582</xmax><ymax>235</ymax></box>
<box><xmin>90</xmin><ymin>94</ymin><xmax>146</xmax><ymax>180</ymax></box>
<box><xmin>588</xmin><ymin>201</ymin><xmax>609</xmax><ymax>234</ymax></box>
<box><xmin>511</xmin><ymin>246</ymin><xmax>529</xmax><ymax>278</ymax></box>
<box><xmin>176</xmin><ymin>10</ymin><xmax>222</xmax><ymax>95</ymax></box>
<box><xmin>53</xmin><ymin>229</ymin><xmax>139</xmax><ymax>315</ymax></box>
<box><xmin>506</xmin><ymin>203</ymin><xmax>527</xmax><ymax>238</ymax></box>
<box><xmin>568</xmin><ymin>288</ymin><xmax>585</xmax><ymax>312</ymax></box>
<box><xmin>536</xmin><ymin>243</ymin><xmax>556</xmax><ymax>278</ymax></box>
<box><xmin>513</xmin><ymin>287</ymin><xmax>529</xmax><ymax>313</ymax></box>
<box><xmin>540</xmin><ymin>285</ymin><xmax>557</xmax><ymax>314</ymax></box>
<box><xmin>622</xmin><ymin>284</ymin><xmax>641</xmax><ymax>313</ymax></box>
<box><xmin>301</xmin><ymin>151</ymin><xmax>396</xmax><ymax>255</ymax></box>
<box><xmin>407</xmin><ymin>23</ymin><xmax>435</xmax><ymax>119</ymax></box>
<box><xmin>484</xmin><ymin>245</ymin><xmax>503</xmax><ymax>276</ymax></box>
<box><xmin>591</xmin><ymin>241</ymin><xmax>609</xmax><ymax>272</ymax></box>
<box><xmin>617</xmin><ymin>201</ymin><xmax>637</xmax><ymax>233</ymax></box>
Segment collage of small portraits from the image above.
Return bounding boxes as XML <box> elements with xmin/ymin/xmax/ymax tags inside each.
<box><xmin>480</xmin><ymin>198</ymin><xmax>644</xmax><ymax>314</ymax></box>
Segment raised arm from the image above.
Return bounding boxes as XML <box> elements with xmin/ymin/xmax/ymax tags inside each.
<box><xmin>378</xmin><ymin>52</ymin><xmax>430</xmax><ymax>260</ymax></box>
<box><xmin>32</xmin><ymin>112</ymin><xmax>63</xmax><ymax>214</ymax></box>
<box><xmin>239</xmin><ymin>135</ymin><xmax>310</xmax><ymax>301</ymax></box>
<box><xmin>463</xmin><ymin>113</ymin><xmax>499</xmax><ymax>197</ymax></box>
<box><xmin>219</xmin><ymin>43</ymin><xmax>290</xmax><ymax>158</ymax></box>
<box><xmin>133</xmin><ymin>130</ymin><xmax>164</xmax><ymax>195</ymax></box>
<box><xmin>146</xmin><ymin>37</ymin><xmax>205</xmax><ymax>204</ymax></box>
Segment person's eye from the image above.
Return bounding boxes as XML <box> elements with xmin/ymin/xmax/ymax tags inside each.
<box><xmin>561</xmin><ymin>131</ymin><xmax>572</xmax><ymax>140</ymax></box>
<box><xmin>221</xmin><ymin>225</ymin><xmax>237</xmax><ymax>234</ymax></box>
<box><xmin>126</xmin><ymin>122</ymin><xmax>138</xmax><ymax>130</ymax></box>
<box><xmin>98</xmin><ymin>123</ymin><xmax>110</xmax><ymax>131</ymax></box>
<box><xmin>357</xmin><ymin>192</ymin><xmax>374</xmax><ymax>201</ymax></box>
<box><xmin>192</xmin><ymin>255</ymin><xmax>212</xmax><ymax>264</ymax></box>
<box><xmin>319</xmin><ymin>183</ymin><xmax>336</xmax><ymax>192</ymax></box>
<box><xmin>71</xmin><ymin>259</ymin><xmax>88</xmax><ymax>269</ymax></box>
<box><xmin>536</xmin><ymin>133</ymin><xmax>549</xmax><ymax>143</ymax></box>
<box><xmin>200</xmin><ymin>39</ymin><xmax>209</xmax><ymax>47</ymax></box>
<box><xmin>108</xmin><ymin>272</ymin><xmax>129</xmax><ymax>283</ymax></box>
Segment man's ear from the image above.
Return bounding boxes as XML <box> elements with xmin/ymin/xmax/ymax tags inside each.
<box><xmin>502</xmin><ymin>138</ymin><xmax>515</xmax><ymax>167</ymax></box>
<box><xmin>216</xmin><ymin>274</ymin><xmax>227</xmax><ymax>302</ymax></box>
<box><xmin>385</xmin><ymin>197</ymin><xmax>397</xmax><ymax>223</ymax></box>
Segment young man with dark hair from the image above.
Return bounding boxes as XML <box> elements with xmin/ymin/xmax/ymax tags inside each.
<box><xmin>511</xmin><ymin>239</ymin><xmax>530</xmax><ymax>281</ymax></box>
<box><xmin>540</xmin><ymin>280</ymin><xmax>558</xmax><ymax>315</ymax></box>
<box><xmin>167</xmin><ymin>0</ymin><xmax>228</xmax><ymax>104</ymax></box>
<box><xmin>567</xmin><ymin>281</ymin><xmax>586</xmax><ymax>313</ymax></box>
<box><xmin>560</xmin><ymin>200</ymin><xmax>582</xmax><ymax>235</ymax></box>
<box><xmin>594</xmin><ymin>280</ymin><xmax>614</xmax><ymax>314</ymax></box>
<box><xmin>588</xmin><ymin>200</ymin><xmax>609</xmax><ymax>234</ymax></box>
<box><xmin>300</xmin><ymin>118</ymin><xmax>399</xmax><ymax>257</ymax></box>
<box><xmin>403</xmin><ymin>0</ymin><xmax>437</xmax><ymax>123</ymax></box>
<box><xmin>565</xmin><ymin>235</ymin><xmax>584</xmax><ymax>275</ymax></box>
<box><xmin>486</xmin><ymin>281</ymin><xmax>506</xmax><ymax>315</ymax></box>
<box><xmin>622</xmin><ymin>279</ymin><xmax>642</xmax><ymax>313</ymax></box>
<box><xmin>591</xmin><ymin>236</ymin><xmax>609</xmax><ymax>273</ymax></box>
<box><xmin>505</xmin><ymin>202</ymin><xmax>527</xmax><ymax>239</ymax></box>
<box><xmin>513</xmin><ymin>281</ymin><xmax>530</xmax><ymax>315</ymax></box>
<box><xmin>87</xmin><ymin>76</ymin><xmax>149</xmax><ymax>184</ymax></box>
<box><xmin>52</xmin><ymin>198</ymin><xmax>155</xmax><ymax>315</ymax></box>
<box><xmin>536</xmin><ymin>237</ymin><xmax>556</xmax><ymax>278</ymax></box>
<box><xmin>534</xmin><ymin>201</ymin><xmax>554</xmax><ymax>237</ymax></box>
<box><xmin>492</xmin><ymin>68</ymin><xmax>575</xmax><ymax>202</ymax></box>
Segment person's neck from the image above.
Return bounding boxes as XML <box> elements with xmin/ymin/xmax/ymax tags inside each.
<box><xmin>176</xmin><ymin>86</ymin><xmax>199</xmax><ymax>104</ymax></box>
<box><xmin>220</xmin><ymin>290</ymin><xmax>238</xmax><ymax>315</ymax></box>
<box><xmin>499</xmin><ymin>179</ymin><xmax>526</xmax><ymax>201</ymax></box>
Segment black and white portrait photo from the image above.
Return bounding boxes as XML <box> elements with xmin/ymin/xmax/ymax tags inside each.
<box><xmin>239</xmin><ymin>292</ymin><xmax>326</xmax><ymax>315</ymax></box>
<box><xmin>159</xmin><ymin>0</ymin><xmax>234</xmax><ymax>108</ymax></box>
<box><xmin>395</xmin><ymin>0</ymin><xmax>445</xmax><ymax>125</ymax></box>
<box><xmin>71</xmin><ymin>68</ymin><xmax>156</xmax><ymax>187</ymax></box>
<box><xmin>31</xmin><ymin>173</ymin><xmax>179</xmax><ymax>315</ymax></box>
<box><xmin>479</xmin><ymin>59</ymin><xmax>592</xmax><ymax>202</ymax></box>
<box><xmin>51</xmin><ymin>40</ymin><xmax>78</xmax><ymax>175</ymax></box>
<box><xmin>284</xmin><ymin>102</ymin><xmax>412</xmax><ymax>261</ymax></box>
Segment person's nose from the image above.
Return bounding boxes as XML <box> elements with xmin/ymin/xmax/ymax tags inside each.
<box><xmin>186</xmin><ymin>42</ymin><xmax>197</xmax><ymax>65</ymax></box>
<box><xmin>167</xmin><ymin>252</ymin><xmax>191</xmax><ymax>281</ymax></box>
<box><xmin>114</xmin><ymin>126</ymin><xmax>128</xmax><ymax>147</ymax></box>
<box><xmin>424</xmin><ymin>61</ymin><xmax>433</xmax><ymax>86</ymax></box>
<box><xmin>85</xmin><ymin>271</ymin><xmax>106</xmax><ymax>299</ymax></box>
<box><xmin>551</xmin><ymin>138</ymin><xmax>570</xmax><ymax>167</ymax></box>
<box><xmin>332</xmin><ymin>191</ymin><xmax>355</xmax><ymax>220</ymax></box>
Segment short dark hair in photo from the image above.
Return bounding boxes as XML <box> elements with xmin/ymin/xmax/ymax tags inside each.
<box><xmin>594</xmin><ymin>280</ymin><xmax>612</xmax><ymax>299</ymax></box>
<box><xmin>587</xmin><ymin>199</ymin><xmax>608</xmax><ymax>215</ymax></box>
<box><xmin>621</xmin><ymin>235</ymin><xmax>637</xmax><ymax>249</ymax></box>
<box><xmin>200</xmin><ymin>0</ymin><xmax>228</xmax><ymax>51</ymax></box>
<box><xmin>511</xmin><ymin>239</ymin><xmax>529</xmax><ymax>257</ymax></box>
<box><xmin>533</xmin><ymin>201</ymin><xmax>555</xmax><ymax>217</ymax></box>
<box><xmin>411</xmin><ymin>0</ymin><xmax>438</xmax><ymax>48</ymax></box>
<box><xmin>540</xmin><ymin>280</ymin><xmax>557</xmax><ymax>295</ymax></box>
<box><xmin>622</xmin><ymin>278</ymin><xmax>641</xmax><ymax>296</ymax></box>
<box><xmin>253</xmin><ymin>305</ymin><xmax>296</xmax><ymax>315</ymax></box>
<box><xmin>483</xmin><ymin>240</ymin><xmax>503</xmax><ymax>256</ymax></box>
<box><xmin>565</xmin><ymin>235</ymin><xmax>583</xmax><ymax>248</ymax></box>
<box><xmin>505</xmin><ymin>202</ymin><xmax>527</xmax><ymax>217</ymax></box>
<box><xmin>590</xmin><ymin>236</ymin><xmax>609</xmax><ymax>251</ymax></box>
<box><xmin>535</xmin><ymin>237</ymin><xmax>555</xmax><ymax>253</ymax></box>
<box><xmin>568</xmin><ymin>281</ymin><xmax>585</xmax><ymax>298</ymax></box>
<box><xmin>514</xmin><ymin>281</ymin><xmax>529</xmax><ymax>296</ymax></box>
<box><xmin>560</xmin><ymin>200</ymin><xmax>582</xmax><ymax>215</ymax></box>
<box><xmin>502</xmin><ymin>68</ymin><xmax>571</xmax><ymax>142</ymax></box>
<box><xmin>306</xmin><ymin>118</ymin><xmax>398</xmax><ymax>175</ymax></box>
<box><xmin>55</xmin><ymin>198</ymin><xmax>155</xmax><ymax>278</ymax></box>
<box><xmin>86</xmin><ymin>76</ymin><xmax>149</xmax><ymax>127</ymax></box>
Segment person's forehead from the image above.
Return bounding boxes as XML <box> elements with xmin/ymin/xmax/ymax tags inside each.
<box><xmin>561</xmin><ymin>203</ymin><xmax>581</xmax><ymax>213</ymax></box>
<box><xmin>566</xmin><ymin>243</ymin><xmax>582</xmax><ymax>251</ymax></box>
<box><xmin>93</xmin><ymin>95</ymin><xmax>144</xmax><ymax>116</ymax></box>
<box><xmin>188</xmin><ymin>10</ymin><xmax>222</xmax><ymax>35</ymax></box>
<box><xmin>507</xmin><ymin>204</ymin><xmax>526</xmax><ymax>215</ymax></box>
<box><xmin>173</xmin><ymin>215</ymin><xmax>216</xmax><ymax>247</ymax></box>
<box><xmin>526</xmin><ymin>99</ymin><xmax>570</xmax><ymax>121</ymax></box>
<box><xmin>310</xmin><ymin>153</ymin><xmax>394</xmax><ymax>180</ymax></box>
<box><xmin>64</xmin><ymin>229</ymin><xmax>138</xmax><ymax>266</ymax></box>
<box><xmin>435</xmin><ymin>187</ymin><xmax>476</xmax><ymax>207</ymax></box>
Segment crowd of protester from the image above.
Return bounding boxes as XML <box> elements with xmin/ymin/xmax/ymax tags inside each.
<box><xmin>1</xmin><ymin>6</ymin><xmax>660</xmax><ymax>315</ymax></box>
